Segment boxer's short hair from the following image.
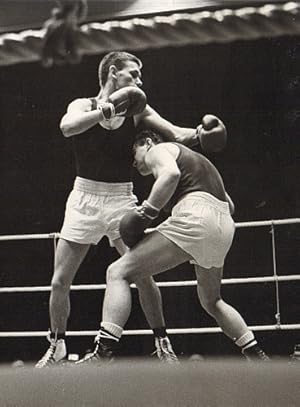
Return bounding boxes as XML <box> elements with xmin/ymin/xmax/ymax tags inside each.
<box><xmin>99</xmin><ymin>51</ymin><xmax>142</xmax><ymax>86</ymax></box>
<box><xmin>134</xmin><ymin>130</ymin><xmax>163</xmax><ymax>149</ymax></box>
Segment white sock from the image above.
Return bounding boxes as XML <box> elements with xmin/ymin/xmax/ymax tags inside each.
<box><xmin>101</xmin><ymin>321</ymin><xmax>123</xmax><ymax>340</ymax></box>
<box><xmin>235</xmin><ymin>331</ymin><xmax>257</xmax><ymax>348</ymax></box>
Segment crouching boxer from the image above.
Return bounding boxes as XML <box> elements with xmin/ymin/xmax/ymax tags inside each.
<box><xmin>89</xmin><ymin>129</ymin><xmax>269</xmax><ymax>363</ymax></box>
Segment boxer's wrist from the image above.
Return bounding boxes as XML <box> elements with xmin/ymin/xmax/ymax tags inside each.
<box><xmin>195</xmin><ymin>125</ymin><xmax>203</xmax><ymax>147</ymax></box>
<box><xmin>139</xmin><ymin>200</ymin><xmax>160</xmax><ymax>220</ymax></box>
<box><xmin>97</xmin><ymin>102</ymin><xmax>115</xmax><ymax>120</ymax></box>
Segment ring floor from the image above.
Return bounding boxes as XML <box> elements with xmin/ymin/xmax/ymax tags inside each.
<box><xmin>0</xmin><ymin>359</ymin><xmax>299</xmax><ymax>406</ymax></box>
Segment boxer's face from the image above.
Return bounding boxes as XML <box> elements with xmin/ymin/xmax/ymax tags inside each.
<box><xmin>133</xmin><ymin>141</ymin><xmax>152</xmax><ymax>176</ymax></box>
<box><xmin>113</xmin><ymin>61</ymin><xmax>143</xmax><ymax>89</ymax></box>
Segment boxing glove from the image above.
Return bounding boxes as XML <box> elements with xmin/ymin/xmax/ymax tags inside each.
<box><xmin>108</xmin><ymin>86</ymin><xmax>147</xmax><ymax>117</ymax></box>
<box><xmin>98</xmin><ymin>86</ymin><xmax>147</xmax><ymax>130</ymax></box>
<box><xmin>119</xmin><ymin>200</ymin><xmax>159</xmax><ymax>248</ymax></box>
<box><xmin>196</xmin><ymin>114</ymin><xmax>227</xmax><ymax>153</ymax></box>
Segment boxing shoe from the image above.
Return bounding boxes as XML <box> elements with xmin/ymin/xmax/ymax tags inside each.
<box><xmin>242</xmin><ymin>344</ymin><xmax>270</xmax><ymax>362</ymax></box>
<box><xmin>76</xmin><ymin>335</ymin><xmax>118</xmax><ymax>366</ymax></box>
<box><xmin>152</xmin><ymin>337</ymin><xmax>179</xmax><ymax>364</ymax></box>
<box><xmin>35</xmin><ymin>334</ymin><xmax>67</xmax><ymax>368</ymax></box>
<box><xmin>290</xmin><ymin>344</ymin><xmax>300</xmax><ymax>363</ymax></box>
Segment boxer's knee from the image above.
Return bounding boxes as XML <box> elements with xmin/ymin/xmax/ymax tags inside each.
<box><xmin>106</xmin><ymin>262</ymin><xmax>120</xmax><ymax>283</ymax></box>
<box><xmin>106</xmin><ymin>259</ymin><xmax>133</xmax><ymax>284</ymax></box>
<box><xmin>198</xmin><ymin>288</ymin><xmax>222</xmax><ymax>317</ymax></box>
<box><xmin>51</xmin><ymin>273</ymin><xmax>72</xmax><ymax>294</ymax></box>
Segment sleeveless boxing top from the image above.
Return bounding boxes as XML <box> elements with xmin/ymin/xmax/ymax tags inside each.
<box><xmin>72</xmin><ymin>98</ymin><xmax>136</xmax><ymax>182</ymax></box>
<box><xmin>165</xmin><ymin>142</ymin><xmax>227</xmax><ymax>211</ymax></box>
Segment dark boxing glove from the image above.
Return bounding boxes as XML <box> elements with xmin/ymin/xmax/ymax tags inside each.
<box><xmin>119</xmin><ymin>200</ymin><xmax>159</xmax><ymax>248</ymax></box>
<box><xmin>98</xmin><ymin>86</ymin><xmax>147</xmax><ymax>130</ymax></box>
<box><xmin>196</xmin><ymin>114</ymin><xmax>227</xmax><ymax>153</ymax></box>
<box><xmin>108</xmin><ymin>86</ymin><xmax>147</xmax><ymax>117</ymax></box>
<box><xmin>98</xmin><ymin>86</ymin><xmax>146</xmax><ymax>118</ymax></box>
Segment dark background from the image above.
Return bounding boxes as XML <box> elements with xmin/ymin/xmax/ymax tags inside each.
<box><xmin>0</xmin><ymin>36</ymin><xmax>299</xmax><ymax>362</ymax></box>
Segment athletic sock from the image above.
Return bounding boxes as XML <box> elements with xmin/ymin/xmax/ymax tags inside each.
<box><xmin>153</xmin><ymin>327</ymin><xmax>167</xmax><ymax>338</ymax></box>
<box><xmin>50</xmin><ymin>331</ymin><xmax>66</xmax><ymax>341</ymax></box>
<box><xmin>93</xmin><ymin>325</ymin><xmax>121</xmax><ymax>356</ymax></box>
<box><xmin>100</xmin><ymin>322</ymin><xmax>123</xmax><ymax>340</ymax></box>
<box><xmin>235</xmin><ymin>331</ymin><xmax>257</xmax><ymax>352</ymax></box>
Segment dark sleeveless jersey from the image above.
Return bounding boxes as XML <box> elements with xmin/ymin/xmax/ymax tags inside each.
<box><xmin>165</xmin><ymin>142</ymin><xmax>227</xmax><ymax>211</ymax></box>
<box><xmin>72</xmin><ymin>98</ymin><xmax>136</xmax><ymax>182</ymax></box>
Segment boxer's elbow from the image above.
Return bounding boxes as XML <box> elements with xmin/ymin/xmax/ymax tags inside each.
<box><xmin>60</xmin><ymin>125</ymin><xmax>73</xmax><ymax>138</ymax></box>
<box><xmin>173</xmin><ymin>128</ymin><xmax>198</xmax><ymax>147</ymax></box>
<box><xmin>60</xmin><ymin>117</ymin><xmax>79</xmax><ymax>137</ymax></box>
<box><xmin>225</xmin><ymin>192</ymin><xmax>235</xmax><ymax>215</ymax></box>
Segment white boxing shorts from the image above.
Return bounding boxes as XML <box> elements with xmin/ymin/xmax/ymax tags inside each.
<box><xmin>60</xmin><ymin>177</ymin><xmax>138</xmax><ymax>245</ymax></box>
<box><xmin>156</xmin><ymin>191</ymin><xmax>235</xmax><ymax>269</ymax></box>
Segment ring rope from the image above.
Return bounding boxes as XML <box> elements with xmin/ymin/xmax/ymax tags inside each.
<box><xmin>234</xmin><ymin>217</ymin><xmax>300</xmax><ymax>228</ymax></box>
<box><xmin>1</xmin><ymin>324</ymin><xmax>300</xmax><ymax>338</ymax></box>
<box><xmin>271</xmin><ymin>224</ymin><xmax>281</xmax><ymax>326</ymax></box>
<box><xmin>0</xmin><ymin>217</ymin><xmax>299</xmax><ymax>295</ymax></box>
<box><xmin>0</xmin><ymin>275</ymin><xmax>300</xmax><ymax>294</ymax></box>
<box><xmin>0</xmin><ymin>233</ymin><xmax>60</xmax><ymax>241</ymax></box>
<box><xmin>0</xmin><ymin>2</ymin><xmax>299</xmax><ymax>67</ymax></box>
<box><xmin>0</xmin><ymin>217</ymin><xmax>299</xmax><ymax>337</ymax></box>
<box><xmin>0</xmin><ymin>217</ymin><xmax>299</xmax><ymax>242</ymax></box>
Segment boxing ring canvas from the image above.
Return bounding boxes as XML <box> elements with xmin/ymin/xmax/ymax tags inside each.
<box><xmin>0</xmin><ymin>0</ymin><xmax>300</xmax><ymax>405</ymax></box>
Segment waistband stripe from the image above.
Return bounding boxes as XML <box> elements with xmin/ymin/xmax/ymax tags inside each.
<box><xmin>74</xmin><ymin>177</ymin><xmax>133</xmax><ymax>195</ymax></box>
<box><xmin>176</xmin><ymin>191</ymin><xmax>230</xmax><ymax>214</ymax></box>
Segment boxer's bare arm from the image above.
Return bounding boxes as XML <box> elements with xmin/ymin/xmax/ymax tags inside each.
<box><xmin>145</xmin><ymin>144</ymin><xmax>181</xmax><ymax>210</ymax></box>
<box><xmin>135</xmin><ymin>105</ymin><xmax>198</xmax><ymax>147</ymax></box>
<box><xmin>60</xmin><ymin>98</ymin><xmax>102</xmax><ymax>137</ymax></box>
<box><xmin>61</xmin><ymin>87</ymin><xmax>147</xmax><ymax>137</ymax></box>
